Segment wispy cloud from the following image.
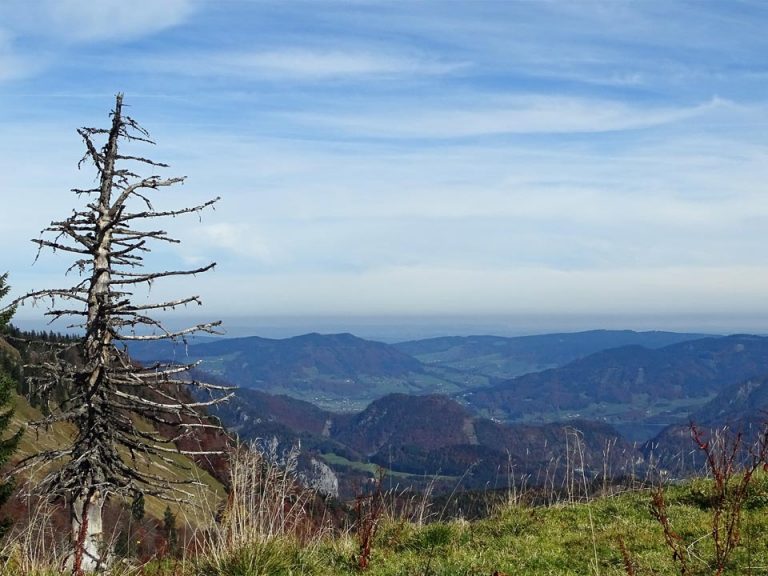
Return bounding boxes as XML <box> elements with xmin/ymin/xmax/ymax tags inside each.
<box><xmin>189</xmin><ymin>264</ymin><xmax>768</xmax><ymax>317</ymax></box>
<box><xmin>292</xmin><ymin>96</ymin><xmax>728</xmax><ymax>138</ymax></box>
<box><xmin>0</xmin><ymin>0</ymin><xmax>195</xmax><ymax>43</ymax></box>
<box><xmin>144</xmin><ymin>48</ymin><xmax>466</xmax><ymax>80</ymax></box>
<box><xmin>0</xmin><ymin>28</ymin><xmax>41</xmax><ymax>82</ymax></box>
<box><xmin>192</xmin><ymin>223</ymin><xmax>272</xmax><ymax>262</ymax></box>
<box><xmin>2</xmin><ymin>1</ymin><xmax>768</xmax><ymax>325</ymax></box>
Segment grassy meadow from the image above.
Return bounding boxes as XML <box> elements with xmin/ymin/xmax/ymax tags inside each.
<box><xmin>4</xmin><ymin>471</ymin><xmax>768</xmax><ymax>576</ymax></box>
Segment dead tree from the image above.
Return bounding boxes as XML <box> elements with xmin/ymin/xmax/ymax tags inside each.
<box><xmin>5</xmin><ymin>94</ymin><xmax>231</xmax><ymax>572</ymax></box>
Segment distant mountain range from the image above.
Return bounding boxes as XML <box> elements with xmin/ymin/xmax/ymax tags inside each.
<box><xmin>129</xmin><ymin>332</ymin><xmax>462</xmax><ymax>410</ymax></box>
<box><xmin>464</xmin><ymin>335</ymin><xmax>768</xmax><ymax>441</ymax></box>
<box><xmin>127</xmin><ymin>329</ymin><xmax>709</xmax><ymax>411</ymax></box>
<box><xmin>128</xmin><ymin>329</ymin><xmax>768</xmax><ymax>497</ymax></box>
<box><xmin>395</xmin><ymin>329</ymin><xmax>708</xmax><ymax>380</ymax></box>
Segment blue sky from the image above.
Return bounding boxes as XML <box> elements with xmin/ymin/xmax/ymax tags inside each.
<box><xmin>1</xmin><ymin>1</ymin><xmax>768</xmax><ymax>335</ymax></box>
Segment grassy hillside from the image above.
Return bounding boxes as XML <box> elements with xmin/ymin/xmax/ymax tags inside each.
<box><xmin>8</xmin><ymin>393</ymin><xmax>225</xmax><ymax>523</ymax></box>
<box><xmin>35</xmin><ymin>472</ymin><xmax>765</xmax><ymax>576</ymax></box>
<box><xmin>304</xmin><ymin>480</ymin><xmax>768</xmax><ymax>576</ymax></box>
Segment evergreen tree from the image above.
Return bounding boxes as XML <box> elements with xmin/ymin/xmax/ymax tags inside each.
<box><xmin>162</xmin><ymin>505</ymin><xmax>179</xmax><ymax>557</ymax></box>
<box><xmin>0</xmin><ymin>274</ymin><xmax>13</xmax><ymax>330</ymax></box>
<box><xmin>131</xmin><ymin>492</ymin><xmax>145</xmax><ymax>522</ymax></box>
<box><xmin>0</xmin><ymin>273</ymin><xmax>23</xmax><ymax>539</ymax></box>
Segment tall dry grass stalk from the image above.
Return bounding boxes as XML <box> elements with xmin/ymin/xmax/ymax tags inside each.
<box><xmin>505</xmin><ymin>453</ymin><xmax>531</xmax><ymax>509</ymax></box>
<box><xmin>196</xmin><ymin>439</ymin><xmax>328</xmax><ymax>570</ymax></box>
<box><xmin>409</xmin><ymin>477</ymin><xmax>436</xmax><ymax>526</ymax></box>
<box><xmin>0</xmin><ymin>487</ymin><xmax>68</xmax><ymax>575</ymax></box>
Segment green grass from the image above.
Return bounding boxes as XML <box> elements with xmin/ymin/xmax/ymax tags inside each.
<box><xmin>319</xmin><ymin>452</ymin><xmax>382</xmax><ymax>474</ymax></box>
<box><xmin>320</xmin><ymin>452</ymin><xmax>458</xmax><ymax>481</ymax></box>
<box><xmin>194</xmin><ymin>540</ymin><xmax>330</xmax><ymax>576</ymax></box>
<box><xmin>131</xmin><ymin>473</ymin><xmax>768</xmax><ymax>576</ymax></box>
<box><xmin>7</xmin><ymin>475</ymin><xmax>767</xmax><ymax>575</ymax></box>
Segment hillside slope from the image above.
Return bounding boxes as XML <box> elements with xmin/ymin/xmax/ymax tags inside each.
<box><xmin>395</xmin><ymin>329</ymin><xmax>708</xmax><ymax>379</ymax></box>
<box><xmin>465</xmin><ymin>334</ymin><xmax>768</xmax><ymax>441</ymax></box>
<box><xmin>646</xmin><ymin>372</ymin><xmax>768</xmax><ymax>472</ymax></box>
<box><xmin>215</xmin><ymin>389</ymin><xmax>637</xmax><ymax>496</ymax></box>
<box><xmin>8</xmin><ymin>392</ymin><xmax>226</xmax><ymax>523</ymax></box>
<box><xmin>128</xmin><ymin>332</ymin><xmax>471</xmax><ymax>411</ymax></box>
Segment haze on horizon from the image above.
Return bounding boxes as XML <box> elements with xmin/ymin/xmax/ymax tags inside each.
<box><xmin>1</xmin><ymin>1</ymin><xmax>767</xmax><ymax>335</ymax></box>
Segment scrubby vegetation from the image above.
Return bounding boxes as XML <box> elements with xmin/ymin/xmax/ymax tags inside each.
<box><xmin>4</xmin><ymin>431</ymin><xmax>768</xmax><ymax>576</ymax></box>
<box><xmin>6</xmin><ymin>478</ymin><xmax>768</xmax><ymax>575</ymax></box>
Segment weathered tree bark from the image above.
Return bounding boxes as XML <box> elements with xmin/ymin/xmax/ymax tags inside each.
<box><xmin>5</xmin><ymin>94</ymin><xmax>231</xmax><ymax>573</ymax></box>
<box><xmin>68</xmin><ymin>491</ymin><xmax>106</xmax><ymax>573</ymax></box>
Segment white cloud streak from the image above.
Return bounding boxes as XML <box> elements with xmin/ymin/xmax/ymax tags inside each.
<box><xmin>189</xmin><ymin>264</ymin><xmax>768</xmax><ymax>317</ymax></box>
<box><xmin>192</xmin><ymin>223</ymin><xmax>272</xmax><ymax>262</ymax></box>
<box><xmin>0</xmin><ymin>28</ymin><xmax>41</xmax><ymax>82</ymax></box>
<box><xmin>292</xmin><ymin>96</ymin><xmax>728</xmax><ymax>138</ymax></box>
<box><xmin>143</xmin><ymin>48</ymin><xmax>466</xmax><ymax>80</ymax></box>
<box><xmin>2</xmin><ymin>1</ymin><xmax>768</xmax><ymax>325</ymax></box>
<box><xmin>0</xmin><ymin>0</ymin><xmax>195</xmax><ymax>43</ymax></box>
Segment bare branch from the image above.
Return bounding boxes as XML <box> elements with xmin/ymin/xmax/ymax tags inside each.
<box><xmin>120</xmin><ymin>197</ymin><xmax>220</xmax><ymax>222</ymax></box>
<box><xmin>111</xmin><ymin>175</ymin><xmax>186</xmax><ymax>212</ymax></box>
<box><xmin>114</xmin><ymin>320</ymin><xmax>222</xmax><ymax>341</ymax></box>
<box><xmin>108</xmin><ymin>263</ymin><xmax>216</xmax><ymax>286</ymax></box>
<box><xmin>114</xmin><ymin>154</ymin><xmax>169</xmax><ymax>167</ymax></box>
<box><xmin>112</xmin><ymin>295</ymin><xmax>203</xmax><ymax>313</ymax></box>
<box><xmin>113</xmin><ymin>388</ymin><xmax>233</xmax><ymax>410</ymax></box>
<box><xmin>31</xmin><ymin>238</ymin><xmax>91</xmax><ymax>255</ymax></box>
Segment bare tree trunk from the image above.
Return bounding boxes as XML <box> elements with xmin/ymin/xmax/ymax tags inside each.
<box><xmin>67</xmin><ymin>93</ymin><xmax>121</xmax><ymax>573</ymax></box>
<box><xmin>68</xmin><ymin>492</ymin><xmax>106</xmax><ymax>573</ymax></box>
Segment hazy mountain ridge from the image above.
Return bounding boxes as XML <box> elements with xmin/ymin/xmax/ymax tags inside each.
<box><xmin>124</xmin><ymin>329</ymin><xmax>768</xmax><ymax>492</ymax></box>
<box><xmin>217</xmin><ymin>387</ymin><xmax>332</xmax><ymax>437</ymax></box>
<box><xmin>464</xmin><ymin>334</ymin><xmax>768</xmax><ymax>439</ymax></box>
<box><xmin>349</xmin><ymin>395</ymin><xmax>637</xmax><ymax>484</ymax></box>
<box><xmin>192</xmin><ymin>332</ymin><xmax>424</xmax><ymax>378</ymax></box>
<box><xmin>129</xmin><ymin>332</ymin><xmax>444</xmax><ymax>410</ymax></box>
<box><xmin>688</xmin><ymin>373</ymin><xmax>768</xmax><ymax>426</ymax></box>
<box><xmin>126</xmin><ymin>329</ymin><xmax>710</xmax><ymax>412</ymax></box>
<box><xmin>395</xmin><ymin>329</ymin><xmax>709</xmax><ymax>380</ymax></box>
<box><xmin>332</xmin><ymin>393</ymin><xmax>473</xmax><ymax>455</ymax></box>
